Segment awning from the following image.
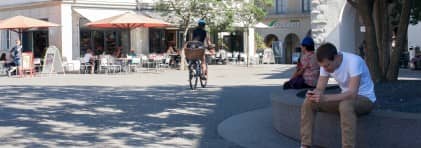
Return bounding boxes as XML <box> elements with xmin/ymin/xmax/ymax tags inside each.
<box><xmin>73</xmin><ymin>8</ymin><xmax>130</xmax><ymax>22</ymax></box>
<box><xmin>232</xmin><ymin>22</ymin><xmax>270</xmax><ymax>28</ymax></box>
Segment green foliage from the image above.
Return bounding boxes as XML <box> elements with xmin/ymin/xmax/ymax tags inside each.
<box><xmin>236</xmin><ymin>0</ymin><xmax>272</xmax><ymax>27</ymax></box>
<box><xmin>388</xmin><ymin>0</ymin><xmax>421</xmax><ymax>25</ymax></box>
<box><xmin>206</xmin><ymin>1</ymin><xmax>235</xmax><ymax>32</ymax></box>
<box><xmin>255</xmin><ymin>32</ymin><xmax>267</xmax><ymax>51</ymax></box>
<box><xmin>410</xmin><ymin>0</ymin><xmax>421</xmax><ymax>24</ymax></box>
<box><xmin>155</xmin><ymin>0</ymin><xmax>233</xmax><ymax>31</ymax></box>
<box><xmin>254</xmin><ymin>0</ymin><xmax>274</xmax><ymax>8</ymax></box>
<box><xmin>156</xmin><ymin>0</ymin><xmax>273</xmax><ymax>31</ymax></box>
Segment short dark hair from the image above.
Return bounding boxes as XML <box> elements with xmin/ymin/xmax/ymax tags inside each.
<box><xmin>316</xmin><ymin>43</ymin><xmax>338</xmax><ymax>62</ymax></box>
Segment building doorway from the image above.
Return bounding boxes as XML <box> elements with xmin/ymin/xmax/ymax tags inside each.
<box><xmin>22</xmin><ymin>30</ymin><xmax>49</xmax><ymax>58</ymax></box>
<box><xmin>264</xmin><ymin>34</ymin><xmax>279</xmax><ymax>47</ymax></box>
<box><xmin>222</xmin><ymin>31</ymin><xmax>243</xmax><ymax>52</ymax></box>
<box><xmin>283</xmin><ymin>34</ymin><xmax>300</xmax><ymax>64</ymax></box>
<box><xmin>166</xmin><ymin>30</ymin><xmax>177</xmax><ymax>51</ymax></box>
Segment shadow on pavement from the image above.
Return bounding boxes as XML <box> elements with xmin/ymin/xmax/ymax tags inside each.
<box><xmin>257</xmin><ymin>66</ymin><xmax>295</xmax><ymax>80</ymax></box>
<box><xmin>0</xmin><ymin>84</ymin><xmax>279</xmax><ymax>147</ymax></box>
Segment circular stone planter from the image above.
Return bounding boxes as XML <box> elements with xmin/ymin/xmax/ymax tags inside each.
<box><xmin>271</xmin><ymin>88</ymin><xmax>421</xmax><ymax>148</ymax></box>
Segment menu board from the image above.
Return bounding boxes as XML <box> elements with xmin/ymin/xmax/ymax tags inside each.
<box><xmin>41</xmin><ymin>46</ymin><xmax>64</xmax><ymax>74</ymax></box>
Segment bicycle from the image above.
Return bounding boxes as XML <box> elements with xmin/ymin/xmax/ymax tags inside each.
<box><xmin>184</xmin><ymin>41</ymin><xmax>208</xmax><ymax>90</ymax></box>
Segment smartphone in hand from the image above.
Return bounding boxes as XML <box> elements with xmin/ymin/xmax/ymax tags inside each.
<box><xmin>307</xmin><ymin>90</ymin><xmax>315</xmax><ymax>96</ymax></box>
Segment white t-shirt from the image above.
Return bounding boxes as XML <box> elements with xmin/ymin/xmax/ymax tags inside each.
<box><xmin>320</xmin><ymin>52</ymin><xmax>376</xmax><ymax>102</ymax></box>
<box><xmin>83</xmin><ymin>53</ymin><xmax>93</xmax><ymax>63</ymax></box>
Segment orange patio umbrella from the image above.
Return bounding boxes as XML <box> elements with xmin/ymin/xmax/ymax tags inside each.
<box><xmin>0</xmin><ymin>15</ymin><xmax>59</xmax><ymax>54</ymax></box>
<box><xmin>86</xmin><ymin>12</ymin><xmax>171</xmax><ymax>53</ymax></box>
<box><xmin>86</xmin><ymin>12</ymin><xmax>171</xmax><ymax>29</ymax></box>
<box><xmin>0</xmin><ymin>15</ymin><xmax>59</xmax><ymax>40</ymax></box>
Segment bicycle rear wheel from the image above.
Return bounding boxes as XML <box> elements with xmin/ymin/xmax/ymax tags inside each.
<box><xmin>200</xmin><ymin>76</ymin><xmax>207</xmax><ymax>88</ymax></box>
<box><xmin>189</xmin><ymin>64</ymin><xmax>198</xmax><ymax>90</ymax></box>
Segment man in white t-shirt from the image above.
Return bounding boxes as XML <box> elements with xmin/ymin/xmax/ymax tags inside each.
<box><xmin>300</xmin><ymin>43</ymin><xmax>376</xmax><ymax>148</ymax></box>
<box><xmin>83</xmin><ymin>49</ymin><xmax>94</xmax><ymax>74</ymax></box>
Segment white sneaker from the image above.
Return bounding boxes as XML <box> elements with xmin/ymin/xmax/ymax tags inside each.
<box><xmin>8</xmin><ymin>67</ymin><xmax>16</xmax><ymax>77</ymax></box>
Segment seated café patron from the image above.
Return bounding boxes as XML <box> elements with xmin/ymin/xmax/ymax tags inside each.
<box><xmin>166</xmin><ymin>45</ymin><xmax>177</xmax><ymax>54</ymax></box>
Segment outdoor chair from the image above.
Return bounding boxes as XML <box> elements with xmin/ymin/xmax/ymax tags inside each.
<box><xmin>99</xmin><ymin>57</ymin><xmax>111</xmax><ymax>74</ymax></box>
<box><xmin>79</xmin><ymin>58</ymin><xmax>92</xmax><ymax>74</ymax></box>
<box><xmin>33</xmin><ymin>58</ymin><xmax>43</xmax><ymax>72</ymax></box>
<box><xmin>226</xmin><ymin>52</ymin><xmax>237</xmax><ymax>64</ymax></box>
<box><xmin>99</xmin><ymin>55</ymin><xmax>121</xmax><ymax>74</ymax></box>
<box><xmin>108</xmin><ymin>56</ymin><xmax>122</xmax><ymax>73</ymax></box>
<box><xmin>141</xmin><ymin>55</ymin><xmax>154</xmax><ymax>72</ymax></box>
<box><xmin>219</xmin><ymin>50</ymin><xmax>227</xmax><ymax>64</ymax></box>
<box><xmin>233</xmin><ymin>52</ymin><xmax>240</xmax><ymax>64</ymax></box>
<box><xmin>128</xmin><ymin>57</ymin><xmax>141</xmax><ymax>72</ymax></box>
<box><xmin>250</xmin><ymin>54</ymin><xmax>260</xmax><ymax>65</ymax></box>
<box><xmin>62</xmin><ymin>57</ymin><xmax>75</xmax><ymax>72</ymax></box>
<box><xmin>239</xmin><ymin>53</ymin><xmax>246</xmax><ymax>64</ymax></box>
<box><xmin>158</xmin><ymin>56</ymin><xmax>171</xmax><ymax>71</ymax></box>
<box><xmin>152</xmin><ymin>55</ymin><xmax>164</xmax><ymax>72</ymax></box>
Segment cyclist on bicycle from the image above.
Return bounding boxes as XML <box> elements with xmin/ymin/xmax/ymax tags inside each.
<box><xmin>191</xmin><ymin>19</ymin><xmax>212</xmax><ymax>80</ymax></box>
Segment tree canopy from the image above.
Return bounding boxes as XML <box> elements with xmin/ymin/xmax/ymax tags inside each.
<box><xmin>155</xmin><ymin>0</ymin><xmax>272</xmax><ymax>69</ymax></box>
<box><xmin>410</xmin><ymin>0</ymin><xmax>421</xmax><ymax>24</ymax></box>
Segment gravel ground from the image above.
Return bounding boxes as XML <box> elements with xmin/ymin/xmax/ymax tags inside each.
<box><xmin>0</xmin><ymin>64</ymin><xmax>295</xmax><ymax>147</ymax></box>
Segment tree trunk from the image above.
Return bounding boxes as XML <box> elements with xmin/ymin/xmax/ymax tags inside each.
<box><xmin>373</xmin><ymin>0</ymin><xmax>383</xmax><ymax>72</ymax></box>
<box><xmin>386</xmin><ymin>0</ymin><xmax>411</xmax><ymax>80</ymax></box>
<box><xmin>357</xmin><ymin>0</ymin><xmax>383</xmax><ymax>82</ymax></box>
<box><xmin>377</xmin><ymin>0</ymin><xmax>392</xmax><ymax>76</ymax></box>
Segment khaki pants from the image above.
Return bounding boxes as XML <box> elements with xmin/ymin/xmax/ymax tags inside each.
<box><xmin>300</xmin><ymin>95</ymin><xmax>374</xmax><ymax>148</ymax></box>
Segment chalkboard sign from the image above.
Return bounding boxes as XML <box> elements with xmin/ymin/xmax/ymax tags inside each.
<box><xmin>41</xmin><ymin>46</ymin><xmax>64</xmax><ymax>74</ymax></box>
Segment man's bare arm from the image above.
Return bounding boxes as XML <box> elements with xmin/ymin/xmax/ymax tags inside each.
<box><xmin>306</xmin><ymin>76</ymin><xmax>328</xmax><ymax>101</ymax></box>
<box><xmin>322</xmin><ymin>75</ymin><xmax>360</xmax><ymax>102</ymax></box>
<box><xmin>314</xmin><ymin>76</ymin><xmax>329</xmax><ymax>93</ymax></box>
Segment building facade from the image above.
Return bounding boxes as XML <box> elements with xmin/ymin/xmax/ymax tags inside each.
<box><xmin>0</xmin><ymin>0</ymin><xmax>175</xmax><ymax>68</ymax></box>
<box><xmin>257</xmin><ymin>0</ymin><xmax>370</xmax><ymax>64</ymax></box>
<box><xmin>256</xmin><ymin>0</ymin><xmax>312</xmax><ymax>64</ymax></box>
<box><xmin>0</xmin><ymin>0</ymin><xmax>288</xmax><ymax>67</ymax></box>
<box><xmin>311</xmin><ymin>0</ymin><xmax>363</xmax><ymax>53</ymax></box>
<box><xmin>408</xmin><ymin>24</ymin><xmax>421</xmax><ymax>48</ymax></box>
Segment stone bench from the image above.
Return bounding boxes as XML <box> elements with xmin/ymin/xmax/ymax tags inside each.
<box><xmin>271</xmin><ymin>88</ymin><xmax>421</xmax><ymax>148</ymax></box>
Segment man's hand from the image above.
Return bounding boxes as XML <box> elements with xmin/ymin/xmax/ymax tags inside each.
<box><xmin>306</xmin><ymin>89</ymin><xmax>323</xmax><ymax>103</ymax></box>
